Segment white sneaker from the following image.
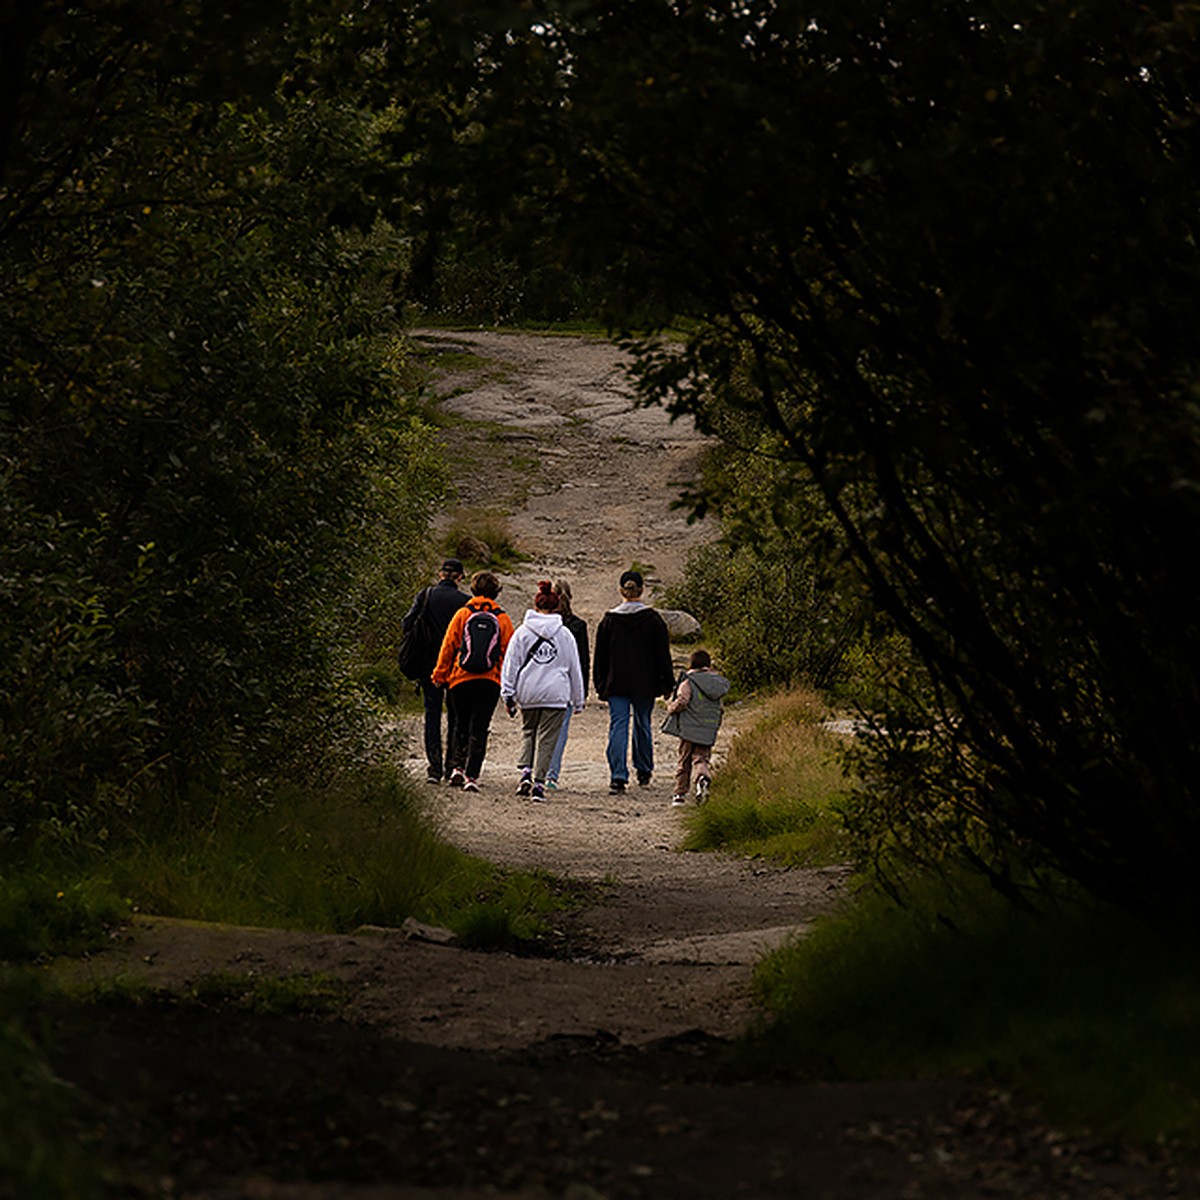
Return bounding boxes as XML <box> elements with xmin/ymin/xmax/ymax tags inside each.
<box><xmin>695</xmin><ymin>776</ymin><xmax>710</xmax><ymax>802</ymax></box>
<box><xmin>463</xmin><ymin>778</ymin><xmax>479</xmax><ymax>793</ymax></box>
<box><xmin>671</xmin><ymin>794</ymin><xmax>687</xmax><ymax>807</ymax></box>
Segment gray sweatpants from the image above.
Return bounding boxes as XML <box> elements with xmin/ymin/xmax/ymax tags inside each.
<box><xmin>518</xmin><ymin>707</ymin><xmax>568</xmax><ymax>782</ymax></box>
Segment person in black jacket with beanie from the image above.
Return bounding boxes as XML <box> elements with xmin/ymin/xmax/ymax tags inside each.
<box><xmin>401</xmin><ymin>558</ymin><xmax>468</xmax><ymax>783</ymax></box>
<box><xmin>592</xmin><ymin>570</ymin><xmax>675</xmax><ymax>794</ymax></box>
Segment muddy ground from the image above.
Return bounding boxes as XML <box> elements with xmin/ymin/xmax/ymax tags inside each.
<box><xmin>44</xmin><ymin>331</ymin><xmax>1194</xmax><ymax>1198</ymax></box>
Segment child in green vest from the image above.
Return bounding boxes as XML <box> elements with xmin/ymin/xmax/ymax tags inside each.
<box><xmin>663</xmin><ymin>649</ymin><xmax>730</xmax><ymax>806</ymax></box>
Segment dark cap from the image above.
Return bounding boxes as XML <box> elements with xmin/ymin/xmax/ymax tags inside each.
<box><xmin>440</xmin><ymin>558</ymin><xmax>465</xmax><ymax>575</ymax></box>
<box><xmin>619</xmin><ymin>569</ymin><xmax>643</xmax><ymax>588</ymax></box>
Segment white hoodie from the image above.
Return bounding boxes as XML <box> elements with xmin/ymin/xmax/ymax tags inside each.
<box><xmin>500</xmin><ymin>610</ymin><xmax>585</xmax><ymax>711</ymax></box>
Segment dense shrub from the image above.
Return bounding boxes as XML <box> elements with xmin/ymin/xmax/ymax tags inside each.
<box><xmin>0</xmin><ymin>8</ymin><xmax>448</xmax><ymax>831</ymax></box>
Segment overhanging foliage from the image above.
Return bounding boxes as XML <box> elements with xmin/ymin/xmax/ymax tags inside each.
<box><xmin>397</xmin><ymin>0</ymin><xmax>1200</xmax><ymax>921</ymax></box>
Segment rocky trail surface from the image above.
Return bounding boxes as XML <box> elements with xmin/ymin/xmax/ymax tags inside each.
<box><xmin>45</xmin><ymin>331</ymin><xmax>1191</xmax><ymax>1198</ymax></box>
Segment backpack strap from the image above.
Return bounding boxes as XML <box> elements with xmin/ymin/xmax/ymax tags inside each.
<box><xmin>516</xmin><ymin>635</ymin><xmax>550</xmax><ymax>678</ymax></box>
<box><xmin>403</xmin><ymin>586</ymin><xmax>430</xmax><ymax>633</ymax></box>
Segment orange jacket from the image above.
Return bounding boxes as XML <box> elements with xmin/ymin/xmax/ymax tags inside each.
<box><xmin>430</xmin><ymin>595</ymin><xmax>515</xmax><ymax>689</ymax></box>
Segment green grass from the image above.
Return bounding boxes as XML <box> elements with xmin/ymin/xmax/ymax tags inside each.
<box><xmin>0</xmin><ymin>876</ymin><xmax>129</xmax><ymax>962</ymax></box>
<box><xmin>100</xmin><ymin>773</ymin><xmax>561</xmax><ymax>942</ymax></box>
<box><xmin>683</xmin><ymin>687</ymin><xmax>852</xmax><ymax>866</ymax></box>
<box><xmin>439</xmin><ymin>505</ymin><xmax>527</xmax><ymax>572</ymax></box>
<box><xmin>410</xmin><ymin>316</ymin><xmax>615</xmax><ymax>338</ymax></box>
<box><xmin>749</xmin><ymin>870</ymin><xmax>1200</xmax><ymax>1146</ymax></box>
<box><xmin>1</xmin><ymin>769</ymin><xmax>569</xmax><ymax>954</ymax></box>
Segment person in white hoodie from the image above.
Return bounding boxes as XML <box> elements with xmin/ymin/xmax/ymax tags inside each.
<box><xmin>500</xmin><ymin>581</ymin><xmax>585</xmax><ymax>802</ymax></box>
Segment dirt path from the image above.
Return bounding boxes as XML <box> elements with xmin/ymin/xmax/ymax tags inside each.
<box><xmin>47</xmin><ymin>331</ymin><xmax>1191</xmax><ymax>1199</ymax></box>
<box><xmin>408</xmin><ymin>328</ymin><xmax>850</xmax><ymax>1016</ymax></box>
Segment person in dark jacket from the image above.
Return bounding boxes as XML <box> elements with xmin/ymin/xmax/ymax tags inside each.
<box><xmin>401</xmin><ymin>558</ymin><xmax>468</xmax><ymax>783</ymax></box>
<box><xmin>592</xmin><ymin>569</ymin><xmax>675</xmax><ymax>794</ymax></box>
<box><xmin>544</xmin><ymin>579</ymin><xmax>589</xmax><ymax>791</ymax></box>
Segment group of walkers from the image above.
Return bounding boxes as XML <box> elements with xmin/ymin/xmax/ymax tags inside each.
<box><xmin>399</xmin><ymin>562</ymin><xmax>727</xmax><ymax>804</ymax></box>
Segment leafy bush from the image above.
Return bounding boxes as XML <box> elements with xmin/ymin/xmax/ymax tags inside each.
<box><xmin>665</xmin><ymin>438</ymin><xmax>880</xmax><ymax>696</ymax></box>
<box><xmin>0</xmin><ymin>12</ymin><xmax>448</xmax><ymax>832</ymax></box>
<box><xmin>0</xmin><ymin>878</ymin><xmax>128</xmax><ymax>964</ymax></box>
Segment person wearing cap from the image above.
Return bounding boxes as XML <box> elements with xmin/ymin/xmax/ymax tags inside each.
<box><xmin>401</xmin><ymin>558</ymin><xmax>469</xmax><ymax>783</ymax></box>
<box><xmin>592</xmin><ymin>569</ymin><xmax>676</xmax><ymax>795</ymax></box>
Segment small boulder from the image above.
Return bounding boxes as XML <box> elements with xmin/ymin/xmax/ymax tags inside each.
<box><xmin>658</xmin><ymin>608</ymin><xmax>702</xmax><ymax>642</ymax></box>
<box><xmin>355</xmin><ymin>919</ymin><xmax>459</xmax><ymax>946</ymax></box>
<box><xmin>455</xmin><ymin>536</ymin><xmax>491</xmax><ymax>564</ymax></box>
<box><xmin>401</xmin><ymin>917</ymin><xmax>459</xmax><ymax>946</ymax></box>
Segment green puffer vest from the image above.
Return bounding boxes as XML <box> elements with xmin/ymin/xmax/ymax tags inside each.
<box><xmin>676</xmin><ymin>669</ymin><xmax>730</xmax><ymax>745</ymax></box>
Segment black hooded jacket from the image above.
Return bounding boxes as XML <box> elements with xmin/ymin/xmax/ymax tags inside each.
<box><xmin>592</xmin><ymin>604</ymin><xmax>675</xmax><ymax>700</ymax></box>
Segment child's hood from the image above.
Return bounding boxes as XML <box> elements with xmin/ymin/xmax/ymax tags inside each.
<box><xmin>690</xmin><ymin>669</ymin><xmax>730</xmax><ymax>700</ymax></box>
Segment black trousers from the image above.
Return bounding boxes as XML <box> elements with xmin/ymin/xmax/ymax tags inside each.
<box><xmin>446</xmin><ymin>678</ymin><xmax>500</xmax><ymax>780</ymax></box>
<box><xmin>419</xmin><ymin>678</ymin><xmax>455</xmax><ymax>779</ymax></box>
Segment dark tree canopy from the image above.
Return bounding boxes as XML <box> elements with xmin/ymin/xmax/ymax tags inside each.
<box><xmin>397</xmin><ymin>0</ymin><xmax>1200</xmax><ymax>921</ymax></box>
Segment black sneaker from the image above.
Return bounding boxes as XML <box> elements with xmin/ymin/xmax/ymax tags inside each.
<box><xmin>516</xmin><ymin>774</ymin><xmax>532</xmax><ymax>797</ymax></box>
<box><xmin>427</xmin><ymin>770</ymin><xmax>442</xmax><ymax>785</ymax></box>
<box><xmin>637</xmin><ymin>771</ymin><xmax>652</xmax><ymax>787</ymax></box>
<box><xmin>609</xmin><ymin>780</ymin><xmax>627</xmax><ymax>795</ymax></box>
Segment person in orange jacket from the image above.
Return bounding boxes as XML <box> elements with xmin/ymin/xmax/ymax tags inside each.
<box><xmin>431</xmin><ymin>571</ymin><xmax>515</xmax><ymax>792</ymax></box>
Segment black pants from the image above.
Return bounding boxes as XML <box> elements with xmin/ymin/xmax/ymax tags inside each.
<box><xmin>420</xmin><ymin>678</ymin><xmax>455</xmax><ymax>779</ymax></box>
<box><xmin>446</xmin><ymin>678</ymin><xmax>500</xmax><ymax>780</ymax></box>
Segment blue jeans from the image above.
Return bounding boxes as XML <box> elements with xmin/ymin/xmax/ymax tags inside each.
<box><xmin>605</xmin><ymin>694</ymin><xmax>655</xmax><ymax>784</ymax></box>
<box><xmin>546</xmin><ymin>706</ymin><xmax>573</xmax><ymax>783</ymax></box>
